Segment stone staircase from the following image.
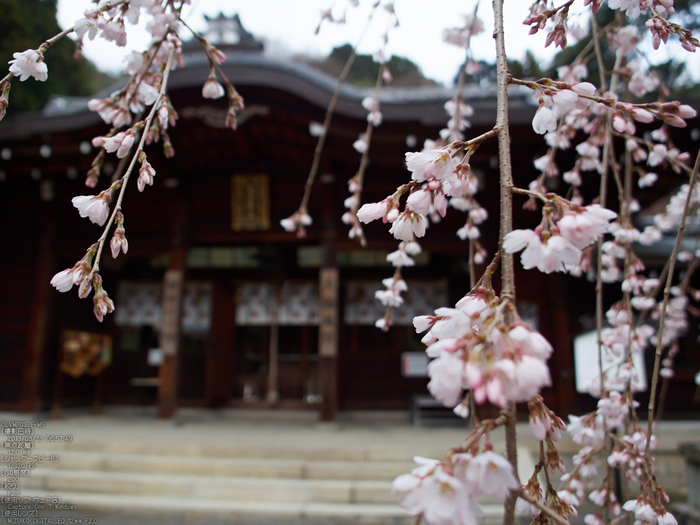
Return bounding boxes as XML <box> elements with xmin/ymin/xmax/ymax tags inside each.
<box><xmin>20</xmin><ymin>436</ymin><xmax>526</xmax><ymax>523</ymax></box>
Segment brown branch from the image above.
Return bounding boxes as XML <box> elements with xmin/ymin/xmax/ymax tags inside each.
<box><xmin>646</xmin><ymin>147</ymin><xmax>700</xmax><ymax>450</ymax></box>
<box><xmin>89</xmin><ymin>49</ymin><xmax>176</xmax><ymax>279</ymax></box>
<box><xmin>517</xmin><ymin>489</ymin><xmax>570</xmax><ymax>525</ymax></box>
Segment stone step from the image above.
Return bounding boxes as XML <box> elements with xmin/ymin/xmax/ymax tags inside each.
<box><xmin>31</xmin><ymin>440</ymin><xmax>449</xmax><ymax>462</ymax></box>
<box><xmin>30</xmin><ymin>450</ymin><xmax>415</xmax><ymax>480</ymax></box>
<box><xmin>18</xmin><ymin>489</ymin><xmax>507</xmax><ymax>524</ymax></box>
<box><xmin>22</xmin><ymin>469</ymin><xmax>401</xmax><ymax>504</ymax></box>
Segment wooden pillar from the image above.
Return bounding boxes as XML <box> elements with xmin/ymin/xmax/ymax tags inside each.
<box><xmin>318</xmin><ymin>174</ymin><xmax>338</xmax><ymax>422</ymax></box>
<box><xmin>266</xmin><ymin>293</ymin><xmax>280</xmax><ymax>405</ymax></box>
<box><xmin>20</xmin><ymin>205</ymin><xmax>56</xmax><ymax>412</ymax></box>
<box><xmin>547</xmin><ymin>274</ymin><xmax>576</xmax><ymax>415</ymax></box>
<box><xmin>157</xmin><ymin>193</ymin><xmax>187</xmax><ymax>419</ymax></box>
<box><xmin>205</xmin><ymin>279</ymin><xmax>235</xmax><ymax>407</ymax></box>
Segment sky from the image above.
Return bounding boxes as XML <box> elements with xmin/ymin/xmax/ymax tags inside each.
<box><xmin>55</xmin><ymin>0</ymin><xmax>569</xmax><ymax>87</ymax></box>
<box><xmin>56</xmin><ymin>1</ymin><xmax>698</xmax><ymax>87</ymax></box>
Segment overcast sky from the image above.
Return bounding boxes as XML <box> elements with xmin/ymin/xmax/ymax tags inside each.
<box><xmin>56</xmin><ymin>0</ymin><xmax>569</xmax><ymax>86</ymax></box>
<box><xmin>56</xmin><ymin>1</ymin><xmax>697</xmax><ymax>87</ymax></box>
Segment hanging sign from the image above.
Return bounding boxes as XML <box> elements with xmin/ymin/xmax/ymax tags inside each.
<box><xmin>319</xmin><ymin>268</ymin><xmax>339</xmax><ymax>357</ymax></box>
<box><xmin>160</xmin><ymin>269</ymin><xmax>184</xmax><ymax>356</ymax></box>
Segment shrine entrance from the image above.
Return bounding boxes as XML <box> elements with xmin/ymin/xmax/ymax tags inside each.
<box><xmin>231</xmin><ymin>282</ymin><xmax>321</xmax><ymax>408</ymax></box>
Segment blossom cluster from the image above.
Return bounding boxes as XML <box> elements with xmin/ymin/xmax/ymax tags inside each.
<box><xmin>413</xmin><ymin>286</ymin><xmax>553</xmax><ymax>411</ymax></box>
<box><xmin>504</xmin><ymin>201</ymin><xmax>617</xmax><ymax>275</ymax></box>
<box><xmin>385</xmin><ymin>2</ymin><xmax>698</xmax><ymax>524</ymax></box>
<box><xmin>392</xmin><ymin>451</ymin><xmax>519</xmax><ymax>525</ymax></box>
<box><xmin>35</xmin><ymin>0</ymin><xmax>244</xmax><ymax>323</ymax></box>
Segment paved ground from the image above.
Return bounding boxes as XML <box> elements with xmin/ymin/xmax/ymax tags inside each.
<box><xmin>13</xmin><ymin>509</ymin><xmax>414</xmax><ymax>525</ymax></box>
<box><xmin>0</xmin><ymin>406</ymin><xmax>696</xmax><ymax>525</ymax></box>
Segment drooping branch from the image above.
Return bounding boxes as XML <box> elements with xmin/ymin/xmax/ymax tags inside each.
<box><xmin>646</xmin><ymin>147</ymin><xmax>700</xmax><ymax>449</ymax></box>
<box><xmin>493</xmin><ymin>1</ymin><xmax>517</xmax><ymax>524</ymax></box>
<box><xmin>89</xmin><ymin>49</ymin><xmax>176</xmax><ymax>280</ymax></box>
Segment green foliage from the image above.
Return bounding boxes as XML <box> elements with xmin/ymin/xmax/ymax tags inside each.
<box><xmin>0</xmin><ymin>0</ymin><xmax>113</xmax><ymax>114</ymax></box>
<box><xmin>306</xmin><ymin>44</ymin><xmax>438</xmax><ymax>87</ymax></box>
<box><xmin>452</xmin><ymin>52</ymin><xmax>547</xmax><ymax>87</ymax></box>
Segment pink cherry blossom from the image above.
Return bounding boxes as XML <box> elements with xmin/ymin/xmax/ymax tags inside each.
<box><xmin>353</xmin><ymin>136</ymin><xmax>368</xmax><ymax>154</ymax></box>
<box><xmin>98</xmin><ymin>130</ymin><xmax>137</xmax><ymax>159</ymax></box>
<box><xmin>427</xmin><ymin>352</ymin><xmax>465</xmax><ymax>407</ymax></box>
<box><xmin>405</xmin><ymin>148</ymin><xmax>457</xmax><ymax>183</ymax></box>
<box><xmin>394</xmin><ymin>459</ymin><xmax>482</xmax><ymax>525</ymax></box>
<box><xmin>508</xmin><ymin>324</ymin><xmax>553</xmax><ymax>359</ymax></box>
<box><xmin>462</xmin><ymin>451</ymin><xmax>520</xmax><ymax>501</ymax></box>
<box><xmin>202</xmin><ymin>75</ymin><xmax>225</xmax><ymax>99</ymax></box>
<box><xmin>110</xmin><ymin>214</ymin><xmax>128</xmax><ymax>259</ymax></box>
<box><xmin>406</xmin><ymin>189</ymin><xmax>432</xmax><ymax>215</ymax></box>
<box><xmin>557</xmin><ymin>205</ymin><xmax>617</xmax><ymax>249</ymax></box>
<box><xmin>74</xmin><ymin>18</ymin><xmax>100</xmax><ymax>40</ymax></box>
<box><xmin>138</xmin><ymin>158</ymin><xmax>156</xmax><ymax>192</ymax></box>
<box><xmin>93</xmin><ymin>286</ymin><xmax>115</xmax><ymax>323</ymax></box>
<box><xmin>502</xmin><ymin>229</ymin><xmax>537</xmax><ymax>253</ymax></box>
<box><xmin>529</xmin><ymin>415</ymin><xmax>548</xmax><ymax>441</ymax></box>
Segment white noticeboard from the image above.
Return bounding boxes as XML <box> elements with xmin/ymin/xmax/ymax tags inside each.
<box><xmin>574</xmin><ymin>330</ymin><xmax>647</xmax><ymax>394</ymax></box>
<box><xmin>147</xmin><ymin>348</ymin><xmax>163</xmax><ymax>367</ymax></box>
<box><xmin>402</xmin><ymin>352</ymin><xmax>429</xmax><ymax>378</ymax></box>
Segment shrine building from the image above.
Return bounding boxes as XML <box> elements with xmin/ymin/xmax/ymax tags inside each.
<box><xmin>0</xmin><ymin>15</ymin><xmax>698</xmax><ymax>420</ymax></box>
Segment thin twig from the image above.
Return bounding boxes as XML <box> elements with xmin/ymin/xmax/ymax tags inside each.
<box><xmin>517</xmin><ymin>489</ymin><xmax>570</xmax><ymax>525</ymax></box>
<box><xmin>646</xmin><ymin>147</ymin><xmax>700</xmax><ymax>449</ymax></box>
<box><xmin>294</xmin><ymin>9</ymin><xmax>379</xmax><ymax>227</ymax></box>
<box><xmin>90</xmin><ymin>50</ymin><xmax>176</xmax><ymax>279</ymax></box>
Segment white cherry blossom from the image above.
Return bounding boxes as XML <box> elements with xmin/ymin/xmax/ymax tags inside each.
<box><xmin>72</xmin><ymin>194</ymin><xmax>110</xmax><ymax>226</ymax></box>
<box><xmin>532</xmin><ymin>106</ymin><xmax>557</xmax><ymax>134</ymax></box>
<box><xmin>9</xmin><ymin>50</ymin><xmax>48</xmax><ymax>82</ymax></box>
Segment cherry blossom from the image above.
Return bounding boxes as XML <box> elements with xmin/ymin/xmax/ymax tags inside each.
<box><xmin>92</xmin><ymin>278</ymin><xmax>115</xmax><ymax>323</ymax></box>
<box><xmin>504</xmin><ymin>229</ymin><xmax>581</xmax><ymax>274</ymax></box>
<box><xmin>532</xmin><ymin>105</ymin><xmax>557</xmax><ymax>134</ymax></box>
<box><xmin>280</xmin><ymin>210</ymin><xmax>313</xmax><ymax>236</ymax></box>
<box><xmin>388</xmin><ymin>211</ymin><xmax>428</xmax><ymax>241</ymax></box>
<box><xmin>50</xmin><ymin>269</ymin><xmax>76</xmax><ymax>293</ymax></box>
<box><xmin>406</xmin><ymin>189</ymin><xmax>432</xmax><ymax>215</ymax></box>
<box><xmin>137</xmin><ymin>155</ymin><xmax>156</xmax><ymax>192</ymax></box>
<box><xmin>393</xmin><ymin>458</ymin><xmax>483</xmax><ymax>525</ymax></box>
<box><xmin>557</xmin><ymin>205</ymin><xmax>618</xmax><ymax>250</ymax></box>
<box><xmin>73</xmin><ymin>17</ymin><xmax>99</xmax><ymax>40</ymax></box>
<box><xmin>72</xmin><ymin>192</ymin><xmax>111</xmax><ymax>226</ymax></box>
<box><xmin>202</xmin><ymin>74</ymin><xmax>225</xmax><ymax>99</ymax></box>
<box><xmin>357</xmin><ymin>198</ymin><xmax>392</xmax><ymax>223</ymax></box>
<box><xmin>386</xmin><ymin>242</ymin><xmax>420</xmax><ymax>267</ymax></box>
<box><xmin>93</xmin><ymin>126</ymin><xmax>138</xmax><ymax>158</ymax></box>
<box><xmin>110</xmin><ymin>213</ymin><xmax>128</xmax><ymax>259</ymax></box>
<box><xmin>459</xmin><ymin>451</ymin><xmax>520</xmax><ymax>501</ymax></box>
<box><xmin>405</xmin><ymin>147</ymin><xmax>458</xmax><ymax>183</ymax></box>
<box><xmin>8</xmin><ymin>50</ymin><xmax>48</xmax><ymax>82</ymax></box>
<box><xmin>393</xmin><ymin>449</ymin><xmax>519</xmax><ymax>525</ymax></box>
